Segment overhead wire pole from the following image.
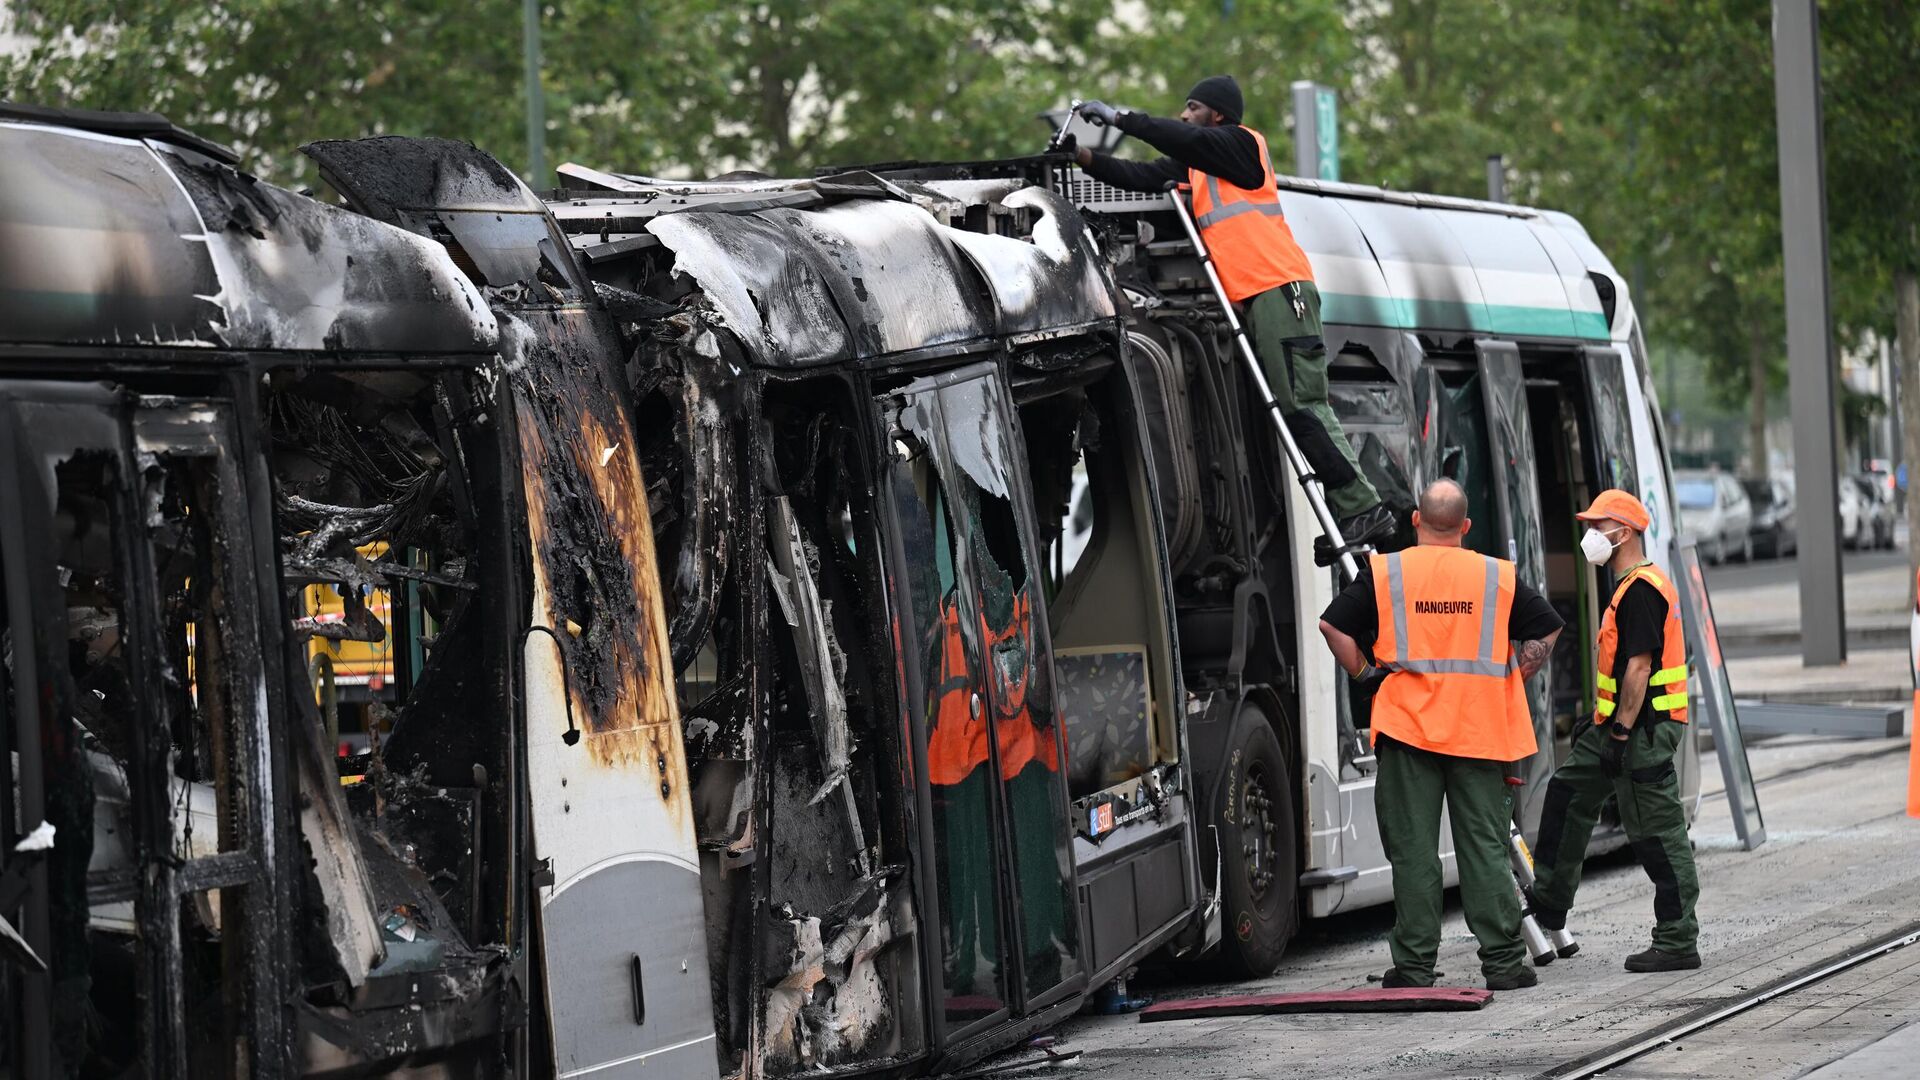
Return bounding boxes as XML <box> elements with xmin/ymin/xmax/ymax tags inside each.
<box><xmin>1771</xmin><ymin>0</ymin><xmax>1846</xmax><ymax>665</ymax></box>
<box><xmin>523</xmin><ymin>0</ymin><xmax>545</xmax><ymax>186</ymax></box>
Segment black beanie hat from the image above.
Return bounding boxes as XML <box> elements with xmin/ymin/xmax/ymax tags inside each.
<box><xmin>1187</xmin><ymin>75</ymin><xmax>1244</xmax><ymax>124</ymax></box>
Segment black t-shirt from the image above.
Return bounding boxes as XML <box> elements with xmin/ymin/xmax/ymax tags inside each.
<box><xmin>1320</xmin><ymin>561</ymin><xmax>1564</xmax><ymax>653</ymax></box>
<box><xmin>1609</xmin><ymin>578</ymin><xmax>1671</xmax><ymax>714</ymax></box>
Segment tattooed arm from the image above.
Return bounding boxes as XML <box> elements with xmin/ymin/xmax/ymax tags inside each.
<box><xmin>1514</xmin><ymin>628</ymin><xmax>1561</xmax><ymax>680</ymax></box>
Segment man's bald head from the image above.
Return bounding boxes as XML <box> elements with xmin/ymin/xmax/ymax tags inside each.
<box><xmin>1412</xmin><ymin>479</ymin><xmax>1470</xmax><ymax>544</ymax></box>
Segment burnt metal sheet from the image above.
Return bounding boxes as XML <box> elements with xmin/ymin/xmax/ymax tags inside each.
<box><xmin>648</xmin><ymin>199</ymin><xmax>996</xmax><ymax>366</ymax></box>
<box><xmin>503</xmin><ymin>305</ymin><xmax>718</xmax><ymax>1077</ymax></box>
<box><xmin>937</xmin><ymin>186</ymin><xmax>1116</xmax><ymax>337</ymax></box>
<box><xmin>647</xmin><ymin>190</ymin><xmax>1115</xmax><ymax>368</ymax></box>
<box><xmin>160</xmin><ymin>149</ymin><xmax>499</xmax><ymax>353</ymax></box>
<box><xmin>304</xmin><ymin>136</ymin><xmax>594</xmax><ymax>300</ymax></box>
<box><xmin>0</xmin><ymin>121</ymin><xmax>498</xmax><ymax>353</ymax></box>
<box><xmin>0</xmin><ymin>122</ymin><xmax>221</xmax><ymax>346</ymax></box>
<box><xmin>302</xmin><ymin>136</ymin><xmax>546</xmax><ymax>219</ymax></box>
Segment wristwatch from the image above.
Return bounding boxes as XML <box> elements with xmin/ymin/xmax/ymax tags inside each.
<box><xmin>1608</xmin><ymin>720</ymin><xmax>1631</xmax><ymax>738</ymax></box>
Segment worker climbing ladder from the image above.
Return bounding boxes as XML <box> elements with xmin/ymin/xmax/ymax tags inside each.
<box><xmin>1162</xmin><ymin>183</ymin><xmax>1366</xmax><ymax>583</ymax></box>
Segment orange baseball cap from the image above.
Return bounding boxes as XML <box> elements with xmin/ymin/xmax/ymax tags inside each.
<box><xmin>1576</xmin><ymin>489</ymin><xmax>1650</xmax><ymax>531</ymax></box>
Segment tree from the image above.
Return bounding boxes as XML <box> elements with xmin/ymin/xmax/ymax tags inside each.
<box><xmin>0</xmin><ymin>0</ymin><xmax>1117</xmax><ymax>184</ymax></box>
<box><xmin>1820</xmin><ymin>0</ymin><xmax>1920</xmax><ymax>594</ymax></box>
<box><xmin>1573</xmin><ymin>0</ymin><xmax>1790</xmax><ymax>477</ymax></box>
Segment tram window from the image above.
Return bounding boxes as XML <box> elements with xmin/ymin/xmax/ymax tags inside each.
<box><xmin>1017</xmin><ymin>369</ymin><xmax>1177</xmax><ymax>803</ymax></box>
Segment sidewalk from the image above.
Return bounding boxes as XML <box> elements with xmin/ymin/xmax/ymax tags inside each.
<box><xmin>1724</xmin><ymin>647</ymin><xmax>1912</xmax><ymax>705</ymax></box>
<box><xmin>1709</xmin><ymin>558</ymin><xmax>1913</xmax><ymax>704</ymax></box>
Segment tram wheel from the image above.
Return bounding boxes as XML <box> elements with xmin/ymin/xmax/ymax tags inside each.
<box><xmin>1214</xmin><ymin>703</ymin><xmax>1298</xmax><ymax>977</ymax></box>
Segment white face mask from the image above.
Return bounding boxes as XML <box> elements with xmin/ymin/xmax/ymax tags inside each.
<box><xmin>1580</xmin><ymin>526</ymin><xmax>1623</xmax><ymax>566</ymax></box>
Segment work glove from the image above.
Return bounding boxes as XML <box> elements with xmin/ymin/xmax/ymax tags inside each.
<box><xmin>1050</xmin><ymin>132</ymin><xmax>1078</xmax><ymax>155</ymax></box>
<box><xmin>1348</xmin><ymin>662</ymin><xmax>1387</xmax><ymax>690</ymax></box>
<box><xmin>1076</xmin><ymin>100</ymin><xmax>1119</xmax><ymax>127</ymax></box>
<box><xmin>1600</xmin><ymin>732</ymin><xmax>1629</xmax><ymax>779</ymax></box>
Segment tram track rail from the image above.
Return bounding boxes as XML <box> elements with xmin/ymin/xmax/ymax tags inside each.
<box><xmin>1537</xmin><ymin>918</ymin><xmax>1920</xmax><ymax>1078</ymax></box>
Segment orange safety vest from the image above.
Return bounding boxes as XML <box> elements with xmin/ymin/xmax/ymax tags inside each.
<box><xmin>1188</xmin><ymin>126</ymin><xmax>1315</xmax><ymax>304</ymax></box>
<box><xmin>1593</xmin><ymin>562</ymin><xmax>1689</xmax><ymax>725</ymax></box>
<box><xmin>927</xmin><ymin>591</ymin><xmax>1059</xmax><ymax>785</ymax></box>
<box><xmin>1368</xmin><ymin>546</ymin><xmax>1537</xmax><ymax>762</ymax></box>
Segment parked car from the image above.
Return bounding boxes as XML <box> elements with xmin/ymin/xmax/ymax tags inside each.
<box><xmin>1840</xmin><ymin>474</ymin><xmax>1868</xmax><ymax>547</ymax></box>
<box><xmin>1845</xmin><ymin>474</ymin><xmax>1897</xmax><ymax>549</ymax></box>
<box><xmin>1675</xmin><ymin>469</ymin><xmax>1754</xmax><ymax>563</ymax></box>
<box><xmin>1743</xmin><ymin>476</ymin><xmax>1797</xmax><ymax>558</ymax></box>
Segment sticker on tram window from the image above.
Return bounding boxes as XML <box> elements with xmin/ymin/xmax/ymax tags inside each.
<box><xmin>1089</xmin><ymin>802</ymin><xmax>1115</xmax><ymax>836</ymax></box>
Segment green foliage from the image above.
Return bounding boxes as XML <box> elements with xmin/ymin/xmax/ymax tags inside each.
<box><xmin>1</xmin><ymin>0</ymin><xmax>1914</xmax><ymax>413</ymax></box>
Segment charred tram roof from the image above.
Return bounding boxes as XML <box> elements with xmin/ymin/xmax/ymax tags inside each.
<box><xmin>546</xmin><ymin>163</ymin><xmax>1120</xmax><ymax>371</ymax></box>
<box><xmin>0</xmin><ymin>108</ymin><xmax>498</xmax><ymax>358</ymax></box>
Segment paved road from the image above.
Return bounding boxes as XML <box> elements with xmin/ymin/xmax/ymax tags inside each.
<box><xmin>1034</xmin><ymin>736</ymin><xmax>1920</xmax><ymax>1080</ymax></box>
<box><xmin>1701</xmin><ymin>545</ymin><xmax>1908</xmax><ymax>595</ymax></box>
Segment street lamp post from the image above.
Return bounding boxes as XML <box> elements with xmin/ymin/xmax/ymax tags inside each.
<box><xmin>523</xmin><ymin>0</ymin><xmax>545</xmax><ymax>186</ymax></box>
<box><xmin>1772</xmin><ymin>0</ymin><xmax>1846</xmax><ymax>666</ymax></box>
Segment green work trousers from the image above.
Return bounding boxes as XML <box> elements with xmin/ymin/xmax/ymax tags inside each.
<box><xmin>1376</xmin><ymin>736</ymin><xmax>1529</xmax><ymax>983</ymax></box>
<box><xmin>1243</xmin><ymin>282</ymin><xmax>1381</xmax><ymax>520</ymax></box>
<box><xmin>1531</xmin><ymin>720</ymin><xmax>1700</xmax><ymax>953</ymax></box>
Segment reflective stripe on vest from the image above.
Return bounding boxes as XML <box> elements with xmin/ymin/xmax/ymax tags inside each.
<box><xmin>1367</xmin><ymin>546</ymin><xmax>1538</xmax><ymax>762</ymax></box>
<box><xmin>1187</xmin><ymin>126</ymin><xmax>1315</xmax><ymax>303</ymax></box>
<box><xmin>1194</xmin><ymin>170</ymin><xmax>1289</xmax><ymax>228</ymax></box>
<box><xmin>1592</xmin><ymin>563</ymin><xmax>1691</xmax><ymax>724</ymax></box>
<box><xmin>1379</xmin><ymin>550</ymin><xmax>1514</xmax><ymax>677</ymax></box>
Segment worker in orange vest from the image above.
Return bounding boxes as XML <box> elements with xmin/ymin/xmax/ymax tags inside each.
<box><xmin>1319</xmin><ymin>479</ymin><xmax>1562</xmax><ymax>990</ymax></box>
<box><xmin>1527</xmin><ymin>489</ymin><xmax>1701</xmax><ymax>973</ymax></box>
<box><xmin>1068</xmin><ymin>77</ymin><xmax>1393</xmax><ymax>549</ymax></box>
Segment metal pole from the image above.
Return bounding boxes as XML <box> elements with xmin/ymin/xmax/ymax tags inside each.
<box><xmin>1486</xmin><ymin>155</ymin><xmax>1506</xmax><ymax>203</ymax></box>
<box><xmin>1290</xmin><ymin>81</ymin><xmax>1318</xmax><ymax>179</ymax></box>
<box><xmin>523</xmin><ymin>0</ymin><xmax>545</xmax><ymax>185</ymax></box>
<box><xmin>1772</xmin><ymin>0</ymin><xmax>1845</xmax><ymax>665</ymax></box>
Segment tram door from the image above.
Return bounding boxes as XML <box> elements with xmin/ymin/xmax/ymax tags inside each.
<box><xmin>0</xmin><ymin>383</ymin><xmax>281</xmax><ymax>1078</ymax></box>
<box><xmin>881</xmin><ymin>364</ymin><xmax>1084</xmax><ymax>1043</ymax></box>
<box><xmin>1474</xmin><ymin>342</ymin><xmax>1555</xmax><ymax>799</ymax></box>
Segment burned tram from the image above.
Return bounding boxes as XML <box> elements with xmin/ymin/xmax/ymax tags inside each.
<box><xmin>0</xmin><ymin>107</ymin><xmax>705</xmax><ymax>1077</ymax></box>
<box><xmin>2</xmin><ymin>102</ymin><xmax>1706</xmax><ymax>1079</ymax></box>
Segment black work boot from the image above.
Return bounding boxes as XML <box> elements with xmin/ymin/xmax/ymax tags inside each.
<box><xmin>1485</xmin><ymin>967</ymin><xmax>1539</xmax><ymax>991</ymax></box>
<box><xmin>1337</xmin><ymin>504</ymin><xmax>1395</xmax><ymax>549</ymax></box>
<box><xmin>1625</xmin><ymin>947</ymin><xmax>1701</xmax><ymax>972</ymax></box>
<box><xmin>1379</xmin><ymin>967</ymin><xmax>1421</xmax><ymax>988</ymax></box>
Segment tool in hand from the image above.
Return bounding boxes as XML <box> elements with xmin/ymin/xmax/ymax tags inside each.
<box><xmin>1047</xmin><ymin>99</ymin><xmax>1083</xmax><ymax>153</ymax></box>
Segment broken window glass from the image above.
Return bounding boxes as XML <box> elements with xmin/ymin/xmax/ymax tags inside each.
<box><xmin>754</xmin><ymin>387</ymin><xmax>926</xmax><ymax>1072</ymax></box>
<box><xmin>263</xmin><ymin>366</ymin><xmax>522</xmax><ymax>1070</ymax></box>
